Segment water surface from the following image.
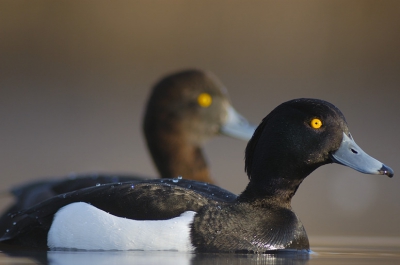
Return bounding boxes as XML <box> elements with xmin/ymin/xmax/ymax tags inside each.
<box><xmin>1</xmin><ymin>237</ymin><xmax>399</xmax><ymax>265</ymax></box>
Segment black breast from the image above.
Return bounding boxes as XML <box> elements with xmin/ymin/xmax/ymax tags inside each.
<box><xmin>191</xmin><ymin>202</ymin><xmax>309</xmax><ymax>253</ymax></box>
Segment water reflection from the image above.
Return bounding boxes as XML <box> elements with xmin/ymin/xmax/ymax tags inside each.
<box><xmin>192</xmin><ymin>252</ymin><xmax>309</xmax><ymax>265</ymax></box>
<box><xmin>2</xmin><ymin>245</ymin><xmax>400</xmax><ymax>265</ymax></box>
<box><xmin>47</xmin><ymin>251</ymin><xmax>193</xmax><ymax>265</ymax></box>
<box><xmin>1</xmin><ymin>248</ymin><xmax>309</xmax><ymax>265</ymax></box>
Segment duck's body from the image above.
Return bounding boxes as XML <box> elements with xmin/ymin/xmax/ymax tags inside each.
<box><xmin>0</xmin><ymin>70</ymin><xmax>256</xmax><ymax>236</ymax></box>
<box><xmin>0</xmin><ymin>98</ymin><xmax>393</xmax><ymax>253</ymax></box>
<box><xmin>1</xmin><ymin>180</ymin><xmax>307</xmax><ymax>252</ymax></box>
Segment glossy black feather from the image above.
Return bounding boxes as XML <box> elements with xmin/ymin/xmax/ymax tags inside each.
<box><xmin>191</xmin><ymin>202</ymin><xmax>308</xmax><ymax>253</ymax></box>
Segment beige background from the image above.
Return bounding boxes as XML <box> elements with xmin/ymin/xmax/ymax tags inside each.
<box><xmin>1</xmin><ymin>0</ymin><xmax>399</xmax><ymax>239</ymax></box>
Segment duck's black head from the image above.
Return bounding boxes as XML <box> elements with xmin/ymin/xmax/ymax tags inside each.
<box><xmin>143</xmin><ymin>69</ymin><xmax>255</xmax><ymax>145</ymax></box>
<box><xmin>143</xmin><ymin>70</ymin><xmax>223</xmax><ymax>143</ymax></box>
<box><xmin>142</xmin><ymin>70</ymin><xmax>256</xmax><ymax>182</ymax></box>
<box><xmin>241</xmin><ymin>98</ymin><xmax>393</xmax><ymax>204</ymax></box>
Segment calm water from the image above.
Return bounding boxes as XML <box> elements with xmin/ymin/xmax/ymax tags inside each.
<box><xmin>1</xmin><ymin>237</ymin><xmax>400</xmax><ymax>265</ymax></box>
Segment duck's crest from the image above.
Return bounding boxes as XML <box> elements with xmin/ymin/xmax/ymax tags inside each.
<box><xmin>244</xmin><ymin>115</ymin><xmax>269</xmax><ymax>180</ymax></box>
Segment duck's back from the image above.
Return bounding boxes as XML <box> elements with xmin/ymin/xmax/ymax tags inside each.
<box><xmin>1</xmin><ymin>179</ymin><xmax>236</xmax><ymax>248</ymax></box>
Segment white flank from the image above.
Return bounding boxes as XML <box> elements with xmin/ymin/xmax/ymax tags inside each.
<box><xmin>47</xmin><ymin>202</ymin><xmax>196</xmax><ymax>251</ymax></box>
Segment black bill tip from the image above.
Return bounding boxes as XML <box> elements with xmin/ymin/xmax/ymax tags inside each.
<box><xmin>379</xmin><ymin>164</ymin><xmax>394</xmax><ymax>178</ymax></box>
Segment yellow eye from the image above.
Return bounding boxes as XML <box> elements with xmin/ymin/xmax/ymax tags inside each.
<box><xmin>197</xmin><ymin>93</ymin><xmax>212</xmax><ymax>108</ymax></box>
<box><xmin>310</xmin><ymin>118</ymin><xmax>322</xmax><ymax>129</ymax></box>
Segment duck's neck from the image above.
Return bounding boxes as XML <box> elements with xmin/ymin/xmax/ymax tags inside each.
<box><xmin>238</xmin><ymin>177</ymin><xmax>304</xmax><ymax>208</ymax></box>
<box><xmin>237</xmin><ymin>163</ymin><xmax>320</xmax><ymax>207</ymax></box>
<box><xmin>144</xmin><ymin>130</ymin><xmax>213</xmax><ymax>183</ymax></box>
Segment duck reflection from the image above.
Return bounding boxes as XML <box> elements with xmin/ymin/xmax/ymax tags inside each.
<box><xmin>0</xmin><ymin>248</ymin><xmax>309</xmax><ymax>265</ymax></box>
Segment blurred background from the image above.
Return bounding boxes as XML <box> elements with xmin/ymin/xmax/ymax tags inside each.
<box><xmin>0</xmin><ymin>0</ymin><xmax>399</xmax><ymax>240</ymax></box>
